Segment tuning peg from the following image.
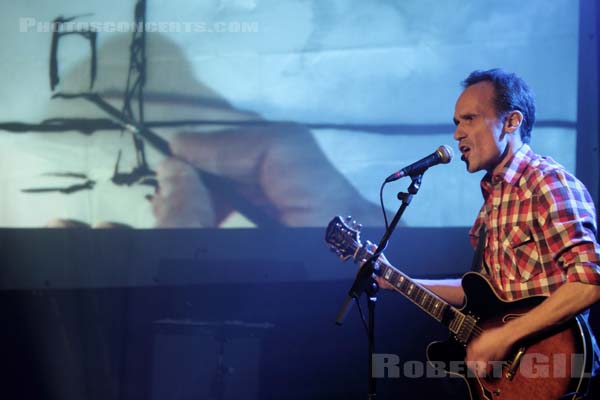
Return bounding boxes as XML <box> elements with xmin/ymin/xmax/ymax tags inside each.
<box><xmin>345</xmin><ymin>215</ymin><xmax>353</xmax><ymax>223</ymax></box>
<box><xmin>356</xmin><ymin>223</ymin><xmax>363</xmax><ymax>231</ymax></box>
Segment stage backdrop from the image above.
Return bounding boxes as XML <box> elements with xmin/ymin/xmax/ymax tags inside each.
<box><xmin>0</xmin><ymin>0</ymin><xmax>580</xmax><ymax>228</ymax></box>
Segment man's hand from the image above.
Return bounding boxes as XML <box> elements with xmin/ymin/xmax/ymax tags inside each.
<box><xmin>152</xmin><ymin>124</ymin><xmax>382</xmax><ymax>227</ymax></box>
<box><xmin>465</xmin><ymin>326</ymin><xmax>514</xmax><ymax>378</ymax></box>
<box><xmin>152</xmin><ymin>158</ymin><xmax>217</xmax><ymax>227</ymax></box>
<box><xmin>361</xmin><ymin>242</ymin><xmax>394</xmax><ymax>290</ymax></box>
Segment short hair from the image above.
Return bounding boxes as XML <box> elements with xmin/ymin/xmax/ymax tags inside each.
<box><xmin>462</xmin><ymin>69</ymin><xmax>536</xmax><ymax>144</ymax></box>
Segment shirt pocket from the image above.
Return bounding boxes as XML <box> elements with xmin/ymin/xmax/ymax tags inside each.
<box><xmin>502</xmin><ymin>225</ymin><xmax>542</xmax><ymax>281</ymax></box>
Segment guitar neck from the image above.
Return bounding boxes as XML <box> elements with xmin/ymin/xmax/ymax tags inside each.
<box><xmin>357</xmin><ymin>247</ymin><xmax>464</xmax><ymax>332</ymax></box>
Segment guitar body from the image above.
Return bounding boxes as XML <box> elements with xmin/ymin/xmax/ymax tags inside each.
<box><xmin>426</xmin><ymin>272</ymin><xmax>594</xmax><ymax>400</ymax></box>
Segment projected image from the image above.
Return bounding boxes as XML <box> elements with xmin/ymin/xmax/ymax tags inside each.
<box><xmin>0</xmin><ymin>0</ymin><xmax>579</xmax><ymax>228</ymax></box>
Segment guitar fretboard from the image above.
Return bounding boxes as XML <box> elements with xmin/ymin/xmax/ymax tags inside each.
<box><xmin>356</xmin><ymin>247</ymin><xmax>465</xmax><ymax>334</ymax></box>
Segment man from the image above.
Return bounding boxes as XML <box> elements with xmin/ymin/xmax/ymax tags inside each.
<box><xmin>376</xmin><ymin>69</ymin><xmax>600</xmax><ymax>391</ymax></box>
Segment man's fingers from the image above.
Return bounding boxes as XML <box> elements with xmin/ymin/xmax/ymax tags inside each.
<box><xmin>374</xmin><ymin>276</ymin><xmax>393</xmax><ymax>290</ymax></box>
<box><xmin>465</xmin><ymin>360</ymin><xmax>488</xmax><ymax>378</ymax></box>
<box><xmin>152</xmin><ymin>158</ymin><xmax>217</xmax><ymax>227</ymax></box>
<box><xmin>169</xmin><ymin>129</ymin><xmax>268</xmax><ymax>180</ymax></box>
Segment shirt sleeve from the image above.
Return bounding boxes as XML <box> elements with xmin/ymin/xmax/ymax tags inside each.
<box><xmin>535</xmin><ymin>169</ymin><xmax>600</xmax><ymax>285</ymax></box>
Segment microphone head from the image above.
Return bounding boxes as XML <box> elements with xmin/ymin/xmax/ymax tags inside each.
<box><xmin>436</xmin><ymin>145</ymin><xmax>453</xmax><ymax>164</ymax></box>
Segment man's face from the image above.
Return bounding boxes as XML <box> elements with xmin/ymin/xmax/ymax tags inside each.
<box><xmin>453</xmin><ymin>81</ymin><xmax>506</xmax><ymax>174</ymax></box>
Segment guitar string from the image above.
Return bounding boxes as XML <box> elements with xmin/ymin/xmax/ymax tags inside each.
<box><xmin>340</xmin><ymin>234</ymin><xmax>523</xmax><ymax>373</ymax></box>
<box><xmin>386</xmin><ymin>271</ymin><xmax>487</xmax><ymax>338</ymax></box>
<box><xmin>343</xmin><ymin>228</ymin><xmax>492</xmax><ymax>345</ymax></box>
<box><xmin>365</xmin><ymin>247</ymin><xmax>489</xmax><ymax>339</ymax></box>
<box><xmin>376</xmin><ymin>259</ymin><xmax>518</xmax><ymax>368</ymax></box>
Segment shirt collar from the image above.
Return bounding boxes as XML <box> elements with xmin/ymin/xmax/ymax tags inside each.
<box><xmin>480</xmin><ymin>143</ymin><xmax>533</xmax><ymax>194</ymax></box>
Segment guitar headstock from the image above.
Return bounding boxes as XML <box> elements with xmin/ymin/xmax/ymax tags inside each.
<box><xmin>325</xmin><ymin>216</ymin><xmax>363</xmax><ymax>261</ymax></box>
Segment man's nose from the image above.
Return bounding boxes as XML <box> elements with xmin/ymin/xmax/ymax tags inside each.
<box><xmin>453</xmin><ymin>126</ymin><xmax>464</xmax><ymax>141</ymax></box>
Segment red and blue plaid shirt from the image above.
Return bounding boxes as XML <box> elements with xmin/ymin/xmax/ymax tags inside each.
<box><xmin>470</xmin><ymin>144</ymin><xmax>600</xmax><ymax>301</ymax></box>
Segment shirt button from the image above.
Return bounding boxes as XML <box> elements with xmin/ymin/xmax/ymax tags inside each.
<box><xmin>495</xmin><ymin>265</ymin><xmax>501</xmax><ymax>272</ymax></box>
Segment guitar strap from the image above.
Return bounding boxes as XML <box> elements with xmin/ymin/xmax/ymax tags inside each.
<box><xmin>470</xmin><ymin>224</ymin><xmax>490</xmax><ymax>275</ymax></box>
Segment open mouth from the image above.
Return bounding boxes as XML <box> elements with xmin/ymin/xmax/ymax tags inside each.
<box><xmin>459</xmin><ymin>144</ymin><xmax>471</xmax><ymax>160</ymax></box>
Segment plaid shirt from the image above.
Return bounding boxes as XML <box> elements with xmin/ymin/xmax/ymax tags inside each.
<box><xmin>470</xmin><ymin>144</ymin><xmax>600</xmax><ymax>301</ymax></box>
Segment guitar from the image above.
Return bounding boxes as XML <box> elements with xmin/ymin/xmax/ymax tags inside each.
<box><xmin>325</xmin><ymin>216</ymin><xmax>594</xmax><ymax>400</ymax></box>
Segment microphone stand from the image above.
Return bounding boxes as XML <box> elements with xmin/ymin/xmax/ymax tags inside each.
<box><xmin>336</xmin><ymin>173</ymin><xmax>423</xmax><ymax>400</ymax></box>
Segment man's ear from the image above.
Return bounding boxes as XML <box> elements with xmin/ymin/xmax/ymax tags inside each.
<box><xmin>504</xmin><ymin>110</ymin><xmax>523</xmax><ymax>133</ymax></box>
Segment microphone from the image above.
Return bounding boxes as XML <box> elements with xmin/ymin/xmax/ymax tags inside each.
<box><xmin>385</xmin><ymin>145</ymin><xmax>453</xmax><ymax>182</ymax></box>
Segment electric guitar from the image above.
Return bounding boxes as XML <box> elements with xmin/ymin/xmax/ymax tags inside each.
<box><xmin>325</xmin><ymin>216</ymin><xmax>594</xmax><ymax>400</ymax></box>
